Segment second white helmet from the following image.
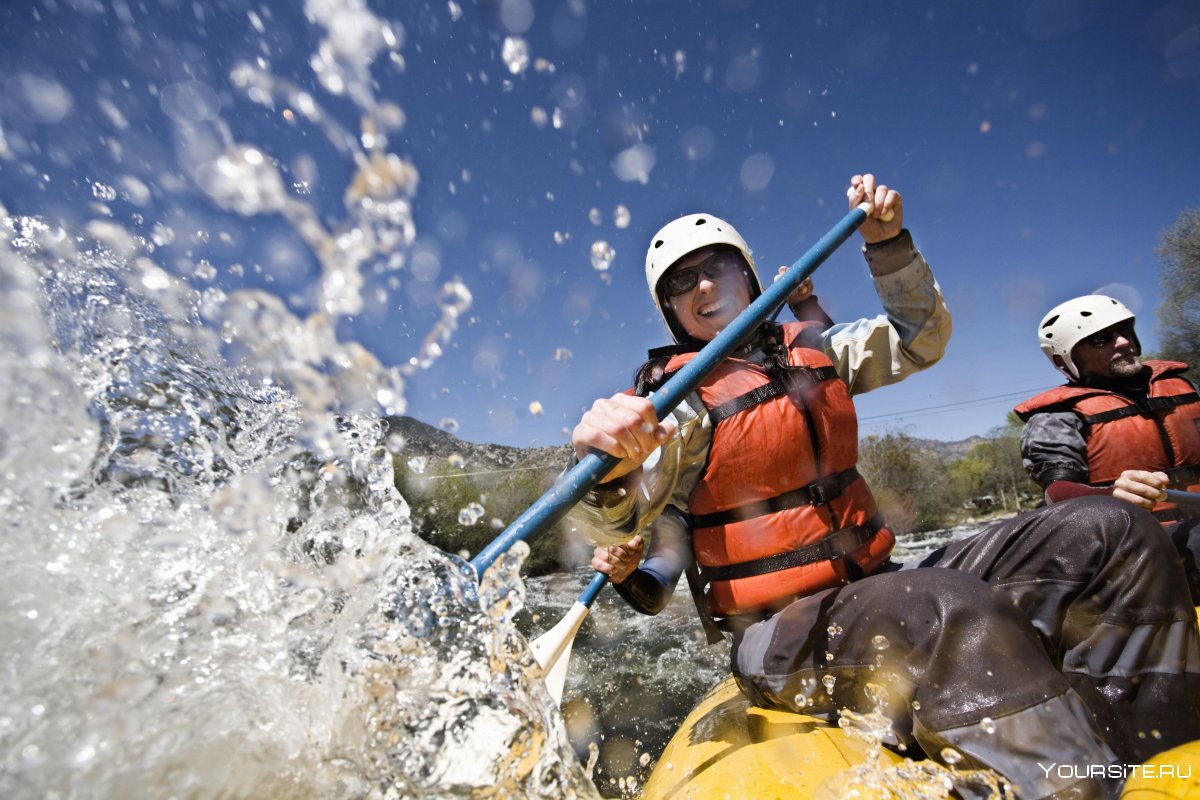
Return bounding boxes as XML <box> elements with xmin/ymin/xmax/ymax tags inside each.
<box><xmin>644</xmin><ymin>213</ymin><xmax>762</xmax><ymax>342</ymax></box>
<box><xmin>1038</xmin><ymin>294</ymin><xmax>1137</xmax><ymax>379</ymax></box>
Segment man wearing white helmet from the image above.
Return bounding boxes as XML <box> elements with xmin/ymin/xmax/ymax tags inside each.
<box><xmin>568</xmin><ymin>175</ymin><xmax>1200</xmax><ymax>797</ymax></box>
<box><xmin>1015</xmin><ymin>295</ymin><xmax>1200</xmax><ymax>523</ymax></box>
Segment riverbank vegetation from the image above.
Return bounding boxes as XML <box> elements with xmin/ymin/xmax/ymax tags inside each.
<box><xmin>395</xmin><ymin>414</ymin><xmax>1042</xmax><ymax>576</ymax></box>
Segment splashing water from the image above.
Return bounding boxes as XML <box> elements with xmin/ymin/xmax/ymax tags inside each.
<box><xmin>810</xmin><ymin>678</ymin><xmax>1015</xmax><ymax>800</ymax></box>
<box><xmin>0</xmin><ymin>2</ymin><xmax>598</xmax><ymax>797</ymax></box>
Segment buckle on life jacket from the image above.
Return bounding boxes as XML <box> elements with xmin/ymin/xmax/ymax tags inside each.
<box><xmin>806</xmin><ymin>473</ymin><xmax>841</xmax><ymax>506</ymax></box>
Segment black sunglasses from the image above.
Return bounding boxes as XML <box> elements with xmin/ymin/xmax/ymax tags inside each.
<box><xmin>660</xmin><ymin>250</ymin><xmax>745</xmax><ymax>298</ymax></box>
<box><xmin>1082</xmin><ymin>322</ymin><xmax>1135</xmax><ymax>348</ymax></box>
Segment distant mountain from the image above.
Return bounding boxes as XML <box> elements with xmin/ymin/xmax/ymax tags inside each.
<box><xmin>388</xmin><ymin>416</ymin><xmax>990</xmax><ymax>467</ymax></box>
<box><xmin>909</xmin><ymin>435</ymin><xmax>992</xmax><ymax>463</ymax></box>
<box><xmin>385</xmin><ymin>416</ymin><xmax>571</xmax><ymax>472</ymax></box>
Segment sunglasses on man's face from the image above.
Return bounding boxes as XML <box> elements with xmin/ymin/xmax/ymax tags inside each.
<box><xmin>660</xmin><ymin>251</ymin><xmax>745</xmax><ymax>297</ymax></box>
<box><xmin>1082</xmin><ymin>322</ymin><xmax>1135</xmax><ymax>348</ymax></box>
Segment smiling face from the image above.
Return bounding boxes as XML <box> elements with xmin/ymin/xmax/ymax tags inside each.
<box><xmin>662</xmin><ymin>247</ymin><xmax>753</xmax><ymax>342</ymax></box>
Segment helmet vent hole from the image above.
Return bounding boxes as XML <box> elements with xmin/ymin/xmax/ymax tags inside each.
<box><xmin>1080</xmin><ymin>311</ymin><xmax>1092</xmax><ymax>317</ymax></box>
<box><xmin>1041</xmin><ymin>315</ymin><xmax>1059</xmax><ymax>329</ymax></box>
<box><xmin>654</xmin><ymin>240</ymin><xmax>664</xmax><ymax>249</ymax></box>
<box><xmin>694</xmin><ymin>218</ymin><xmax>706</xmax><ymax>226</ymax></box>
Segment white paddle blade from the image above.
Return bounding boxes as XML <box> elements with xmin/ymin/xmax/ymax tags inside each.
<box><xmin>530</xmin><ymin>600</ymin><xmax>590</xmax><ymax>706</ymax></box>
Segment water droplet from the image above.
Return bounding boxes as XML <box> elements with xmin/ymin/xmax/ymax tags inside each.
<box><xmin>821</xmin><ymin>674</ymin><xmax>836</xmax><ymax>695</ymax></box>
<box><xmin>501</xmin><ymin>36</ymin><xmax>529</xmax><ymax>75</ymax></box>
<box><xmin>74</xmin><ymin>744</ymin><xmax>96</xmax><ymax>764</ymax></box>
<box><xmin>457</xmin><ymin>502</ymin><xmax>485</xmax><ymax>525</ymax></box>
<box><xmin>407</xmin><ymin>456</ymin><xmax>427</xmax><ymax>474</ymax></box>
<box><xmin>439</xmin><ymin>418</ymin><xmax>459</xmax><ymax>433</ymax></box>
<box><xmin>531</xmin><ymin>106</ymin><xmax>548</xmax><ymax>128</ymax></box>
<box><xmin>590</xmin><ymin>240</ymin><xmax>614</xmax><ymax>272</ymax></box>
<box><xmin>528</xmin><ymin>401</ymin><xmax>543</xmax><ymax>416</ymax></box>
<box><xmin>940</xmin><ymin>747</ymin><xmax>963</xmax><ymax>766</ymax></box>
<box><xmin>553</xmin><ymin>347</ymin><xmax>572</xmax><ymax>362</ymax></box>
<box><xmin>447</xmin><ymin>453</ymin><xmax>465</xmax><ymax>468</ymax></box>
<box><xmin>193</xmin><ymin>260</ymin><xmax>217</xmax><ymax>282</ymax></box>
<box><xmin>871</xmin><ymin>634</ymin><xmax>890</xmax><ymax>651</ymax></box>
<box><xmin>980</xmin><ymin>717</ymin><xmax>997</xmax><ymax>734</ymax></box>
<box><xmin>152</xmin><ymin>223</ymin><xmax>175</xmax><ymax>246</ymax></box>
<box><xmin>91</xmin><ymin>182</ymin><xmax>117</xmax><ymax>201</ymax></box>
<box><xmin>826</xmin><ymin>623</ymin><xmax>842</xmax><ymax>638</ymax></box>
<box><xmin>448</xmin><ymin>0</ymin><xmax>463</xmax><ymax>22</ymax></box>
<box><xmin>614</xmin><ymin>204</ymin><xmax>630</xmax><ymax>228</ymax></box>
<box><xmin>197</xmin><ymin>145</ymin><xmax>287</xmax><ymax>216</ymax></box>
<box><xmin>588</xmin><ymin>208</ymin><xmax>602</xmax><ymax>225</ymax></box>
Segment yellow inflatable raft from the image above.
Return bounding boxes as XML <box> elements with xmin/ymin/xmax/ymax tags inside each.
<box><xmin>641</xmin><ymin>676</ymin><xmax>1200</xmax><ymax>800</ymax></box>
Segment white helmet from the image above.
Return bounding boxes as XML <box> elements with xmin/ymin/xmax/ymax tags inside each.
<box><xmin>644</xmin><ymin>213</ymin><xmax>763</xmax><ymax>342</ymax></box>
<box><xmin>1038</xmin><ymin>294</ymin><xmax>1138</xmax><ymax>380</ymax></box>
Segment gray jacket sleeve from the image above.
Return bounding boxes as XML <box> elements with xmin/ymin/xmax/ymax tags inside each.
<box><xmin>820</xmin><ymin>231</ymin><xmax>952</xmax><ymax>396</ymax></box>
<box><xmin>1020</xmin><ymin>411</ymin><xmax>1090</xmax><ymax>487</ymax></box>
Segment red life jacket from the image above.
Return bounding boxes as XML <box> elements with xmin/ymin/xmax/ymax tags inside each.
<box><xmin>664</xmin><ymin>322</ymin><xmax>894</xmax><ymax>617</ymax></box>
<box><xmin>1014</xmin><ymin>360</ymin><xmax>1200</xmax><ymax>520</ymax></box>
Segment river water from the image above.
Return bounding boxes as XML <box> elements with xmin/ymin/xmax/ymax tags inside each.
<box><xmin>0</xmin><ymin>1</ymin><xmax>603</xmax><ymax>797</ymax></box>
<box><xmin>522</xmin><ymin>524</ymin><xmax>988</xmax><ymax>797</ymax></box>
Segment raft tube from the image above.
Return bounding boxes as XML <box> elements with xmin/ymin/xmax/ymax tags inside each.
<box><xmin>641</xmin><ymin>676</ymin><xmax>1200</xmax><ymax>799</ymax></box>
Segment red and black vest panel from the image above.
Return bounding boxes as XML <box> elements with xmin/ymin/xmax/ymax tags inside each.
<box><xmin>1015</xmin><ymin>360</ymin><xmax>1200</xmax><ymax>520</ymax></box>
<box><xmin>665</xmin><ymin>322</ymin><xmax>895</xmax><ymax>617</ymax></box>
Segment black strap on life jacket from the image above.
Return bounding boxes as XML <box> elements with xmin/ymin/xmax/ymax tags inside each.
<box><xmin>646</xmin><ymin>342</ymin><xmax>701</xmax><ymax>360</ymax></box>
<box><xmin>691</xmin><ymin>467</ymin><xmax>861</xmax><ymax>529</ymax></box>
<box><xmin>707</xmin><ymin>365</ymin><xmax>839</xmax><ymax>425</ymax></box>
<box><xmin>683</xmin><ymin>561</ymin><xmax>727</xmax><ymax>645</ymax></box>
<box><xmin>1166</xmin><ymin>464</ymin><xmax>1200</xmax><ymax>488</ymax></box>
<box><xmin>698</xmin><ymin>514</ymin><xmax>883</xmax><ymax>583</ymax></box>
<box><xmin>1084</xmin><ymin>392</ymin><xmax>1200</xmax><ymax>425</ymax></box>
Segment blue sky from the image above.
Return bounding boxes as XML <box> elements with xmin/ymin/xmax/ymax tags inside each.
<box><xmin>3</xmin><ymin>0</ymin><xmax>1199</xmax><ymax>448</ymax></box>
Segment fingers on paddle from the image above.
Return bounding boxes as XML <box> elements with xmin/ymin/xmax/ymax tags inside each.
<box><xmin>848</xmin><ymin>173</ymin><xmax>898</xmax><ymax>222</ymax></box>
<box><xmin>573</xmin><ymin>394</ymin><xmax>667</xmax><ymax>463</ymax></box>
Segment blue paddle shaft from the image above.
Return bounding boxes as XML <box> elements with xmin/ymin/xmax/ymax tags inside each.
<box><xmin>469</xmin><ymin>204</ymin><xmax>870</xmax><ymax>577</ymax></box>
<box><xmin>1165</xmin><ymin>489</ymin><xmax>1200</xmax><ymax>507</ymax></box>
<box><xmin>579</xmin><ymin>571</ymin><xmax>609</xmax><ymax>607</ymax></box>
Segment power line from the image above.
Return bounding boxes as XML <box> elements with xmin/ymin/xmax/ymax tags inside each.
<box><xmin>858</xmin><ymin>385</ymin><xmax>1058</xmax><ymax>424</ymax></box>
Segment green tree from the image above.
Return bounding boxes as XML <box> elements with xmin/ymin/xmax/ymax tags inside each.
<box><xmin>857</xmin><ymin>432</ymin><xmax>955</xmax><ymax>533</ymax></box>
<box><xmin>1156</xmin><ymin>207</ymin><xmax>1200</xmax><ymax>372</ymax></box>
<box><xmin>394</xmin><ymin>459</ymin><xmax>572</xmax><ymax>575</ymax></box>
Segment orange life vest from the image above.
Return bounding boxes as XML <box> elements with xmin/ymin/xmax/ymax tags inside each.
<box><xmin>664</xmin><ymin>322</ymin><xmax>895</xmax><ymax>617</ymax></box>
<box><xmin>1014</xmin><ymin>360</ymin><xmax>1200</xmax><ymax>520</ymax></box>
